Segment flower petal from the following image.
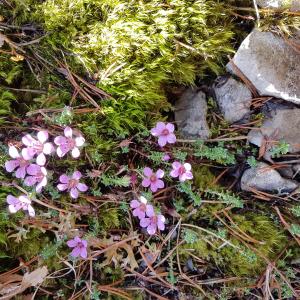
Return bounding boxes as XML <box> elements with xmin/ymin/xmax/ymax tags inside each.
<box><xmin>54</xmin><ymin>136</ymin><xmax>66</xmax><ymax>145</ymax></box>
<box><xmin>43</xmin><ymin>142</ymin><xmax>54</xmax><ymax>155</ymax></box>
<box><xmin>71</xmin><ymin>247</ymin><xmax>81</xmax><ymax>257</ymax></box>
<box><xmin>27</xmin><ymin>204</ymin><xmax>35</xmax><ymax>217</ymax></box>
<box><xmin>172</xmin><ymin>161</ymin><xmax>182</xmax><ymax>169</ymax></box>
<box><xmin>75</xmin><ymin>136</ymin><xmax>85</xmax><ymax>147</ymax></box>
<box><xmin>156</xmin><ymin>122</ymin><xmax>166</xmax><ymax>132</ymax></box>
<box><xmin>5</xmin><ymin>160</ymin><xmax>19</xmax><ymax>172</ymax></box>
<box><xmin>8</xmin><ymin>146</ymin><xmax>20</xmax><ymax>159</ymax></box>
<box><xmin>64</xmin><ymin>127</ymin><xmax>73</xmax><ymax>138</ymax></box>
<box><xmin>77</xmin><ymin>183</ymin><xmax>88</xmax><ymax>192</ymax></box>
<box><xmin>6</xmin><ymin>195</ymin><xmax>18</xmax><ymax>205</ymax></box>
<box><xmin>130</xmin><ymin>200</ymin><xmax>140</xmax><ymax>208</ymax></box>
<box><xmin>158</xmin><ymin>136</ymin><xmax>167</xmax><ymax>147</ymax></box>
<box><xmin>57</xmin><ymin>183</ymin><xmax>68</xmax><ymax>191</ymax></box>
<box><xmin>147</xmin><ymin>224</ymin><xmax>157</xmax><ymax>235</ymax></box>
<box><xmin>146</xmin><ymin>205</ymin><xmax>155</xmax><ymax>217</ymax></box>
<box><xmin>133</xmin><ymin>207</ymin><xmax>145</xmax><ymax>219</ymax></box>
<box><xmin>166</xmin><ymin>123</ymin><xmax>175</xmax><ymax>132</ymax></box>
<box><xmin>70</xmin><ymin>188</ymin><xmax>79</xmax><ymax>199</ymax></box>
<box><xmin>80</xmin><ymin>247</ymin><xmax>87</xmax><ymax>259</ymax></box>
<box><xmin>8</xmin><ymin>204</ymin><xmax>20</xmax><ymax>214</ymax></box>
<box><xmin>27</xmin><ymin>164</ymin><xmax>40</xmax><ymax>175</ymax></box>
<box><xmin>24</xmin><ymin>176</ymin><xmax>37</xmax><ymax>186</ymax></box>
<box><xmin>15</xmin><ymin>166</ymin><xmax>26</xmax><ymax>179</ymax></box>
<box><xmin>156</xmin><ymin>169</ymin><xmax>164</xmax><ymax>178</ymax></box>
<box><xmin>142</xmin><ymin>178</ymin><xmax>151</xmax><ymax>188</ymax></box>
<box><xmin>140</xmin><ymin>196</ymin><xmax>147</xmax><ymax>204</ymax></box>
<box><xmin>37</xmin><ymin>130</ymin><xmax>49</xmax><ymax>143</ymax></box>
<box><xmin>150</xmin><ymin>183</ymin><xmax>158</xmax><ymax>193</ymax></box>
<box><xmin>67</xmin><ymin>239</ymin><xmax>77</xmax><ymax>248</ymax></box>
<box><xmin>72</xmin><ymin>171</ymin><xmax>82</xmax><ymax>180</ymax></box>
<box><xmin>56</xmin><ymin>146</ymin><xmax>67</xmax><ymax>158</ymax></box>
<box><xmin>19</xmin><ymin>195</ymin><xmax>31</xmax><ymax>204</ymax></box>
<box><xmin>59</xmin><ymin>174</ymin><xmax>69</xmax><ymax>184</ymax></box>
<box><xmin>140</xmin><ymin>217</ymin><xmax>151</xmax><ymax>228</ymax></box>
<box><xmin>22</xmin><ymin>134</ymin><xmax>35</xmax><ymax>147</ymax></box>
<box><xmin>143</xmin><ymin>167</ymin><xmax>153</xmax><ymax>177</ymax></box>
<box><xmin>22</xmin><ymin>148</ymin><xmax>36</xmax><ymax>160</ymax></box>
<box><xmin>170</xmin><ymin>169</ymin><xmax>179</xmax><ymax>178</ymax></box>
<box><xmin>166</xmin><ymin>133</ymin><xmax>176</xmax><ymax>144</ymax></box>
<box><xmin>36</xmin><ymin>153</ymin><xmax>46</xmax><ymax>166</ymax></box>
<box><xmin>71</xmin><ymin>147</ymin><xmax>80</xmax><ymax>158</ymax></box>
<box><xmin>156</xmin><ymin>179</ymin><xmax>165</xmax><ymax>189</ymax></box>
<box><xmin>183</xmin><ymin>163</ymin><xmax>192</xmax><ymax>171</ymax></box>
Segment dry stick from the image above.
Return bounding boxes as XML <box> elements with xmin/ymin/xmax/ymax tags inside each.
<box><xmin>139</xmin><ymin>250</ymin><xmax>175</xmax><ymax>290</ymax></box>
<box><xmin>124</xmin><ymin>267</ymin><xmax>170</xmax><ymax>288</ymax></box>
<box><xmin>214</xmin><ymin>212</ymin><xmax>265</xmax><ymax>245</ymax></box>
<box><xmin>274</xmin><ymin>206</ymin><xmax>300</xmax><ymax>247</ymax></box>
<box><xmin>176</xmin><ymin>221</ymin><xmax>207</xmax><ymax>296</ymax></box>
<box><xmin>176</xmin><ymin>135</ymin><xmax>249</xmax><ymax>143</ymax></box>
<box><xmin>227</xmin><ymin>56</ymin><xmax>259</xmax><ymax>98</ymax></box>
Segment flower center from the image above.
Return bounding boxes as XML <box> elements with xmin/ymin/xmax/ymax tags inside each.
<box><xmin>161</xmin><ymin>128</ymin><xmax>169</xmax><ymax>136</ymax></box>
<box><xmin>33</xmin><ymin>142</ymin><xmax>43</xmax><ymax>153</ymax></box>
<box><xmin>66</xmin><ymin>138</ymin><xmax>76</xmax><ymax>149</ymax></box>
<box><xmin>178</xmin><ymin>166</ymin><xmax>186</xmax><ymax>175</ymax></box>
<box><xmin>150</xmin><ymin>175</ymin><xmax>157</xmax><ymax>182</ymax></box>
<box><xmin>77</xmin><ymin>242</ymin><xmax>85</xmax><ymax>248</ymax></box>
<box><xmin>18</xmin><ymin>158</ymin><xmax>28</xmax><ymax>167</ymax></box>
<box><xmin>69</xmin><ymin>179</ymin><xmax>78</xmax><ymax>189</ymax></box>
<box><xmin>140</xmin><ymin>203</ymin><xmax>146</xmax><ymax>212</ymax></box>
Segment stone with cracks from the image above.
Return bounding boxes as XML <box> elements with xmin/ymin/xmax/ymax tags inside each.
<box><xmin>241</xmin><ymin>162</ymin><xmax>298</xmax><ymax>193</ymax></box>
<box><xmin>213</xmin><ymin>76</ymin><xmax>252</xmax><ymax>123</ymax></box>
<box><xmin>227</xmin><ymin>29</ymin><xmax>300</xmax><ymax>104</ymax></box>
<box><xmin>175</xmin><ymin>88</ymin><xmax>210</xmax><ymax>139</ymax></box>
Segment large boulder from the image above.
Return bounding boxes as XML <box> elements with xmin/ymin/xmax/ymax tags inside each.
<box><xmin>248</xmin><ymin>108</ymin><xmax>300</xmax><ymax>160</ymax></box>
<box><xmin>213</xmin><ymin>76</ymin><xmax>252</xmax><ymax>123</ymax></box>
<box><xmin>175</xmin><ymin>88</ymin><xmax>210</xmax><ymax>139</ymax></box>
<box><xmin>241</xmin><ymin>162</ymin><xmax>298</xmax><ymax>193</ymax></box>
<box><xmin>227</xmin><ymin>29</ymin><xmax>300</xmax><ymax>104</ymax></box>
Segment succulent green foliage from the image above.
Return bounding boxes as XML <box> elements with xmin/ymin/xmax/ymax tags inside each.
<box><xmin>270</xmin><ymin>140</ymin><xmax>290</xmax><ymax>158</ymax></box>
<box><xmin>205</xmin><ymin>189</ymin><xmax>244</xmax><ymax>208</ymax></box>
<box><xmin>177</xmin><ymin>182</ymin><xmax>201</xmax><ymax>206</ymax></box>
<box><xmin>193</xmin><ymin>141</ymin><xmax>236</xmax><ymax>165</ymax></box>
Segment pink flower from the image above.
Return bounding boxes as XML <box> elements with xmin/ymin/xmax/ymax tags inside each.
<box><xmin>54</xmin><ymin>127</ymin><xmax>85</xmax><ymax>158</ymax></box>
<box><xmin>150</xmin><ymin>122</ymin><xmax>176</xmax><ymax>147</ymax></box>
<box><xmin>22</xmin><ymin>131</ymin><xmax>54</xmax><ymax>166</ymax></box>
<box><xmin>162</xmin><ymin>153</ymin><xmax>171</xmax><ymax>161</ymax></box>
<box><xmin>5</xmin><ymin>146</ymin><xmax>30</xmax><ymax>178</ymax></box>
<box><xmin>130</xmin><ymin>196</ymin><xmax>154</xmax><ymax>219</ymax></box>
<box><xmin>6</xmin><ymin>194</ymin><xmax>35</xmax><ymax>217</ymax></box>
<box><xmin>57</xmin><ymin>171</ymin><xmax>88</xmax><ymax>199</ymax></box>
<box><xmin>142</xmin><ymin>167</ymin><xmax>164</xmax><ymax>193</ymax></box>
<box><xmin>67</xmin><ymin>236</ymin><xmax>88</xmax><ymax>259</ymax></box>
<box><xmin>170</xmin><ymin>161</ymin><xmax>193</xmax><ymax>182</ymax></box>
<box><xmin>140</xmin><ymin>214</ymin><xmax>166</xmax><ymax>235</ymax></box>
<box><xmin>24</xmin><ymin>164</ymin><xmax>47</xmax><ymax>193</ymax></box>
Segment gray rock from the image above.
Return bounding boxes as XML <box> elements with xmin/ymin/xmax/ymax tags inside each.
<box><xmin>256</xmin><ymin>0</ymin><xmax>292</xmax><ymax>8</ymax></box>
<box><xmin>227</xmin><ymin>29</ymin><xmax>300</xmax><ymax>104</ymax></box>
<box><xmin>248</xmin><ymin>108</ymin><xmax>300</xmax><ymax>160</ymax></box>
<box><xmin>241</xmin><ymin>162</ymin><xmax>298</xmax><ymax>193</ymax></box>
<box><xmin>175</xmin><ymin>88</ymin><xmax>210</xmax><ymax>139</ymax></box>
<box><xmin>213</xmin><ymin>76</ymin><xmax>252</xmax><ymax>123</ymax></box>
<box><xmin>291</xmin><ymin>0</ymin><xmax>300</xmax><ymax>11</ymax></box>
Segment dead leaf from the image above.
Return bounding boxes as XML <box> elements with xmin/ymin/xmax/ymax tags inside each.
<box><xmin>0</xmin><ymin>266</ymin><xmax>48</xmax><ymax>299</ymax></box>
<box><xmin>10</xmin><ymin>54</ymin><xmax>24</xmax><ymax>62</ymax></box>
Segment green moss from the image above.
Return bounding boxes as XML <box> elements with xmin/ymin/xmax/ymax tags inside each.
<box><xmin>181</xmin><ymin>213</ymin><xmax>288</xmax><ymax>277</ymax></box>
<box><xmin>193</xmin><ymin>165</ymin><xmax>218</xmax><ymax>190</ymax></box>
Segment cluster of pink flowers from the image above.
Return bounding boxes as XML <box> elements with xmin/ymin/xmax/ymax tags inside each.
<box><xmin>130</xmin><ymin>196</ymin><xmax>165</xmax><ymax>235</ymax></box>
<box><xmin>131</xmin><ymin>122</ymin><xmax>194</xmax><ymax>235</ymax></box>
<box><xmin>4</xmin><ymin>127</ymin><xmax>87</xmax><ymax>217</ymax></box>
